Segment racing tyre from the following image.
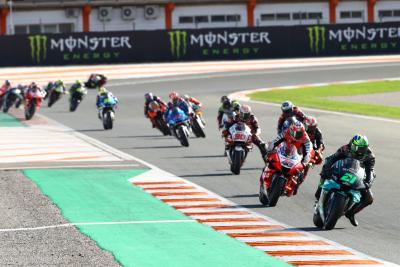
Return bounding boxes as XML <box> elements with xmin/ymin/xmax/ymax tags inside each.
<box><xmin>69</xmin><ymin>98</ymin><xmax>79</xmax><ymax>112</ymax></box>
<box><xmin>324</xmin><ymin>192</ymin><xmax>346</xmax><ymax>230</ymax></box>
<box><xmin>230</xmin><ymin>150</ymin><xmax>243</xmax><ymax>175</ymax></box>
<box><xmin>178</xmin><ymin>126</ymin><xmax>189</xmax><ymax>147</ymax></box>
<box><xmin>192</xmin><ymin>117</ymin><xmax>206</xmax><ymax>138</ymax></box>
<box><xmin>267</xmin><ymin>174</ymin><xmax>286</xmax><ymax>207</ymax></box>
<box><xmin>48</xmin><ymin>92</ymin><xmax>59</xmax><ymax>107</ymax></box>
<box><xmin>259</xmin><ymin>180</ymin><xmax>269</xmax><ymax>206</ymax></box>
<box><xmin>103</xmin><ymin>110</ymin><xmax>113</xmax><ymax>130</ymax></box>
<box><xmin>313</xmin><ymin>209</ymin><xmax>324</xmax><ymax>228</ymax></box>
<box><xmin>25</xmin><ymin>101</ymin><xmax>36</xmax><ymax>120</ymax></box>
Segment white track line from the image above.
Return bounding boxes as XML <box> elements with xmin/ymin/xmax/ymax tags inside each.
<box><xmin>0</xmin><ymin>220</ymin><xmax>196</xmax><ymax>232</ymax></box>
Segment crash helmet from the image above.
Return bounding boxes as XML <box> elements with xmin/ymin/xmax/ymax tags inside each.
<box><xmin>350</xmin><ymin>134</ymin><xmax>369</xmax><ymax>160</ymax></box>
<box><xmin>169</xmin><ymin>91</ymin><xmax>178</xmax><ymax>100</ymax></box>
<box><xmin>239</xmin><ymin>105</ymin><xmax>251</xmax><ymax>120</ymax></box>
<box><xmin>222</xmin><ymin>99</ymin><xmax>231</xmax><ymax>110</ymax></box>
<box><xmin>55</xmin><ymin>80</ymin><xmax>63</xmax><ymax>86</ymax></box>
<box><xmin>98</xmin><ymin>87</ymin><xmax>108</xmax><ymax>96</ymax></box>
<box><xmin>30</xmin><ymin>82</ymin><xmax>37</xmax><ymax>89</ymax></box>
<box><xmin>289</xmin><ymin>120</ymin><xmax>305</xmax><ymax>141</ymax></box>
<box><xmin>183</xmin><ymin>94</ymin><xmax>190</xmax><ymax>102</ymax></box>
<box><xmin>172</xmin><ymin>96</ymin><xmax>180</xmax><ymax>106</ymax></box>
<box><xmin>304</xmin><ymin>116</ymin><xmax>318</xmax><ymax>133</ymax></box>
<box><xmin>220</xmin><ymin>95</ymin><xmax>229</xmax><ymax>103</ymax></box>
<box><xmin>75</xmin><ymin>80</ymin><xmax>82</xmax><ymax>86</ymax></box>
<box><xmin>4</xmin><ymin>80</ymin><xmax>10</xmax><ymax>87</ymax></box>
<box><xmin>144</xmin><ymin>92</ymin><xmax>153</xmax><ymax>102</ymax></box>
<box><xmin>281</xmin><ymin>101</ymin><xmax>294</xmax><ymax>114</ymax></box>
<box><xmin>17</xmin><ymin>84</ymin><xmax>24</xmax><ymax>90</ymax></box>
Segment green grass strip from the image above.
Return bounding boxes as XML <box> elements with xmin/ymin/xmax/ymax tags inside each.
<box><xmin>0</xmin><ymin>113</ymin><xmax>26</xmax><ymax>127</ymax></box>
<box><xmin>249</xmin><ymin>80</ymin><xmax>400</xmax><ymax>119</ymax></box>
<box><xmin>24</xmin><ymin>169</ymin><xmax>291</xmax><ymax>267</ymax></box>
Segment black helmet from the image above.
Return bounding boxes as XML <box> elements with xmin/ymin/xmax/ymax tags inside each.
<box><xmin>222</xmin><ymin>99</ymin><xmax>231</xmax><ymax>109</ymax></box>
<box><xmin>144</xmin><ymin>92</ymin><xmax>153</xmax><ymax>102</ymax></box>
<box><xmin>220</xmin><ymin>95</ymin><xmax>229</xmax><ymax>103</ymax></box>
<box><xmin>5</xmin><ymin>80</ymin><xmax>10</xmax><ymax>87</ymax></box>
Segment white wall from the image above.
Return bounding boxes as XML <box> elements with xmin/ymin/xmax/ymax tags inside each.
<box><xmin>7</xmin><ymin>9</ymin><xmax>83</xmax><ymax>34</ymax></box>
<box><xmin>336</xmin><ymin>1</ymin><xmax>367</xmax><ymax>23</ymax></box>
<box><xmin>90</xmin><ymin>6</ymin><xmax>165</xmax><ymax>32</ymax></box>
<box><xmin>172</xmin><ymin>4</ymin><xmax>246</xmax><ymax>29</ymax></box>
<box><xmin>375</xmin><ymin>0</ymin><xmax>400</xmax><ymax>22</ymax></box>
<box><xmin>254</xmin><ymin>3</ymin><xmax>329</xmax><ymax>26</ymax></box>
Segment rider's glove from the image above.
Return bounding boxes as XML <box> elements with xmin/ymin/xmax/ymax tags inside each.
<box><xmin>266</xmin><ymin>142</ymin><xmax>275</xmax><ymax>153</ymax></box>
<box><xmin>302</xmin><ymin>154</ymin><xmax>311</xmax><ymax>165</ymax></box>
<box><xmin>363</xmin><ymin>181</ymin><xmax>371</xmax><ymax>189</ymax></box>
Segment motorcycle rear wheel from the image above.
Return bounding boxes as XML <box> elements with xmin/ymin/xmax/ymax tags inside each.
<box><xmin>103</xmin><ymin>110</ymin><xmax>113</xmax><ymax>130</ymax></box>
<box><xmin>25</xmin><ymin>101</ymin><xmax>36</xmax><ymax>120</ymax></box>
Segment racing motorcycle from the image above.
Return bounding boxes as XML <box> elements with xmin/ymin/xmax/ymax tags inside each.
<box><xmin>85</xmin><ymin>74</ymin><xmax>107</xmax><ymax>89</ymax></box>
<box><xmin>147</xmin><ymin>100</ymin><xmax>170</xmax><ymax>136</ymax></box>
<box><xmin>98</xmin><ymin>93</ymin><xmax>117</xmax><ymax>130</ymax></box>
<box><xmin>167</xmin><ymin>107</ymin><xmax>191</xmax><ymax>147</ymax></box>
<box><xmin>48</xmin><ymin>84</ymin><xmax>65</xmax><ymax>107</ymax></box>
<box><xmin>69</xmin><ymin>86</ymin><xmax>87</xmax><ymax>112</ymax></box>
<box><xmin>24</xmin><ymin>88</ymin><xmax>45</xmax><ymax>120</ymax></box>
<box><xmin>259</xmin><ymin>141</ymin><xmax>306</xmax><ymax>207</ymax></box>
<box><xmin>226</xmin><ymin>122</ymin><xmax>253</xmax><ymax>175</ymax></box>
<box><xmin>189</xmin><ymin>105</ymin><xmax>205</xmax><ymax>138</ymax></box>
<box><xmin>3</xmin><ymin>87</ymin><xmax>23</xmax><ymax>113</ymax></box>
<box><xmin>313</xmin><ymin>158</ymin><xmax>366</xmax><ymax>230</ymax></box>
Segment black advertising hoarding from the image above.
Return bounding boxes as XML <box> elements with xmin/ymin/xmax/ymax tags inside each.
<box><xmin>0</xmin><ymin>22</ymin><xmax>399</xmax><ymax>66</ymax></box>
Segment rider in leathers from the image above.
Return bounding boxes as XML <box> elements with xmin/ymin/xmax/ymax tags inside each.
<box><xmin>223</xmin><ymin>104</ymin><xmax>267</xmax><ymax>162</ymax></box>
<box><xmin>267</xmin><ymin>120</ymin><xmax>312</xmax><ymax>190</ymax></box>
<box><xmin>277</xmin><ymin>101</ymin><xmax>307</xmax><ymax>134</ymax></box>
<box><xmin>144</xmin><ymin>92</ymin><xmax>167</xmax><ymax>128</ymax></box>
<box><xmin>316</xmin><ymin>134</ymin><xmax>375</xmax><ymax>226</ymax></box>
<box><xmin>217</xmin><ymin>97</ymin><xmax>241</xmax><ymax>129</ymax></box>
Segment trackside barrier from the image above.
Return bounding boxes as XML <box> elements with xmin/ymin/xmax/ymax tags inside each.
<box><xmin>0</xmin><ymin>22</ymin><xmax>400</xmax><ymax>66</ymax></box>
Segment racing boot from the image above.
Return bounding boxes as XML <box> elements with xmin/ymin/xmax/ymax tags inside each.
<box><xmin>345</xmin><ymin>213</ymin><xmax>358</xmax><ymax>227</ymax></box>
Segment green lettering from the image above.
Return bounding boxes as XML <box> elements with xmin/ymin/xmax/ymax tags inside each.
<box><xmin>113</xmin><ymin>52</ymin><xmax>120</xmax><ymax>58</ymax></box>
<box><xmin>341</xmin><ymin>44</ymin><xmax>347</xmax><ymax>50</ymax></box>
<box><xmin>381</xmin><ymin>42</ymin><xmax>388</xmax><ymax>49</ymax></box>
<box><xmin>370</xmin><ymin>43</ymin><xmax>377</xmax><ymax>49</ymax></box>
<box><xmin>252</xmin><ymin>47</ymin><xmax>260</xmax><ymax>54</ymax></box>
<box><xmin>103</xmin><ymin>52</ymin><xmax>111</xmax><ymax>59</ymax></box>
<box><xmin>243</xmin><ymin>48</ymin><xmax>250</xmax><ymax>54</ymax></box>
<box><xmin>202</xmin><ymin>49</ymin><xmax>209</xmax><ymax>56</ymax></box>
<box><xmin>350</xmin><ymin>44</ymin><xmax>358</xmax><ymax>50</ymax></box>
<box><xmin>63</xmin><ymin>54</ymin><xmax>70</xmax><ymax>60</ymax></box>
<box><xmin>391</xmin><ymin>42</ymin><xmax>397</xmax><ymax>48</ymax></box>
<box><xmin>361</xmin><ymin>43</ymin><xmax>368</xmax><ymax>50</ymax></box>
<box><xmin>93</xmin><ymin>53</ymin><xmax>100</xmax><ymax>59</ymax></box>
<box><xmin>223</xmin><ymin>48</ymin><xmax>230</xmax><ymax>55</ymax></box>
<box><xmin>72</xmin><ymin>53</ymin><xmax>80</xmax><ymax>60</ymax></box>
<box><xmin>83</xmin><ymin>53</ymin><xmax>89</xmax><ymax>60</ymax></box>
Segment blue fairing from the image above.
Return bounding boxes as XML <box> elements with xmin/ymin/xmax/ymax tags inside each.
<box><xmin>97</xmin><ymin>93</ymin><xmax>118</xmax><ymax>108</ymax></box>
<box><xmin>167</xmin><ymin>107</ymin><xmax>188</xmax><ymax>125</ymax></box>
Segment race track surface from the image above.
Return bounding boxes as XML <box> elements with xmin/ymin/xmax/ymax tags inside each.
<box><xmin>38</xmin><ymin>62</ymin><xmax>400</xmax><ymax>264</ymax></box>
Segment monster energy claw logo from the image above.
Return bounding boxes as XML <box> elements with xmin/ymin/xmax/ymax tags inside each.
<box><xmin>28</xmin><ymin>35</ymin><xmax>47</xmax><ymax>63</ymax></box>
<box><xmin>307</xmin><ymin>26</ymin><xmax>326</xmax><ymax>54</ymax></box>
<box><xmin>168</xmin><ymin>31</ymin><xmax>187</xmax><ymax>59</ymax></box>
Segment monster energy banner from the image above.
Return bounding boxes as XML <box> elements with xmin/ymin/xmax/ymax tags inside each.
<box><xmin>0</xmin><ymin>22</ymin><xmax>399</xmax><ymax>66</ymax></box>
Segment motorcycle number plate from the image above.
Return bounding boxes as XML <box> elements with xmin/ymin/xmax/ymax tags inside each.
<box><xmin>234</xmin><ymin>133</ymin><xmax>246</xmax><ymax>141</ymax></box>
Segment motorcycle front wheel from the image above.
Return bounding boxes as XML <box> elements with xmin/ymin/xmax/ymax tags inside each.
<box><xmin>102</xmin><ymin>110</ymin><xmax>114</xmax><ymax>130</ymax></box>
<box><xmin>324</xmin><ymin>192</ymin><xmax>347</xmax><ymax>230</ymax></box>
<box><xmin>267</xmin><ymin>174</ymin><xmax>286</xmax><ymax>207</ymax></box>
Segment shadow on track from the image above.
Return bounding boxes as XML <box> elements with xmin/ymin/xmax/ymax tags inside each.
<box><xmin>173</xmin><ymin>155</ymin><xmax>225</xmax><ymax>159</ymax></box>
<box><xmin>180</xmin><ymin>173</ymin><xmax>233</xmax><ymax>178</ymax></box>
<box><xmin>77</xmin><ymin>129</ymin><xmax>105</xmax><ymax>132</ymax></box>
<box><xmin>122</xmin><ymin>145</ymin><xmax>182</xmax><ymax>149</ymax></box>
<box><xmin>227</xmin><ymin>194</ymin><xmax>259</xmax><ymax>198</ymax></box>
<box><xmin>285</xmin><ymin>227</ymin><xmax>344</xmax><ymax>232</ymax></box>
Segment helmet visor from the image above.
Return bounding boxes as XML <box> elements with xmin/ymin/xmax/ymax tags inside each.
<box><xmin>240</xmin><ymin>112</ymin><xmax>250</xmax><ymax>120</ymax></box>
<box><xmin>351</xmin><ymin>143</ymin><xmax>367</xmax><ymax>158</ymax></box>
<box><xmin>290</xmin><ymin>128</ymin><xmax>304</xmax><ymax>140</ymax></box>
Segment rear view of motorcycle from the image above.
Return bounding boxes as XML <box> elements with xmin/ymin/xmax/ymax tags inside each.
<box><xmin>48</xmin><ymin>83</ymin><xmax>65</xmax><ymax>107</ymax></box>
<box><xmin>167</xmin><ymin>107</ymin><xmax>191</xmax><ymax>147</ymax></box>
<box><xmin>313</xmin><ymin>158</ymin><xmax>366</xmax><ymax>230</ymax></box>
<box><xmin>226</xmin><ymin>122</ymin><xmax>252</xmax><ymax>175</ymax></box>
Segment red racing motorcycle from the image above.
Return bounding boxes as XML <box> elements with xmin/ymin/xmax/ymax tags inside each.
<box><xmin>259</xmin><ymin>141</ymin><xmax>308</xmax><ymax>207</ymax></box>
<box><xmin>24</xmin><ymin>88</ymin><xmax>45</xmax><ymax>120</ymax></box>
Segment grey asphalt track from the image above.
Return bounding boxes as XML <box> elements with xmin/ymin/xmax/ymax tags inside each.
<box><xmin>38</xmin><ymin>62</ymin><xmax>400</xmax><ymax>264</ymax></box>
<box><xmin>0</xmin><ymin>171</ymin><xmax>119</xmax><ymax>266</ymax></box>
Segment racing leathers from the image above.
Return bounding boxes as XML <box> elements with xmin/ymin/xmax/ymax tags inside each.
<box><xmin>317</xmin><ymin>143</ymin><xmax>375</xmax><ymax>223</ymax></box>
<box><xmin>277</xmin><ymin>106</ymin><xmax>307</xmax><ymax>135</ymax></box>
<box><xmin>268</xmin><ymin>128</ymin><xmax>312</xmax><ymax>186</ymax></box>
<box><xmin>223</xmin><ymin>113</ymin><xmax>267</xmax><ymax>161</ymax></box>
<box><xmin>144</xmin><ymin>95</ymin><xmax>167</xmax><ymax>127</ymax></box>
<box><xmin>307</xmin><ymin>127</ymin><xmax>325</xmax><ymax>165</ymax></box>
<box><xmin>217</xmin><ymin>100</ymin><xmax>240</xmax><ymax>129</ymax></box>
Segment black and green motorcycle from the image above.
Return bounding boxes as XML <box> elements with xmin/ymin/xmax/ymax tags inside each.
<box><xmin>313</xmin><ymin>158</ymin><xmax>366</xmax><ymax>230</ymax></box>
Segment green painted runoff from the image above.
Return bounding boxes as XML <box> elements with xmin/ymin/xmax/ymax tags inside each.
<box><xmin>249</xmin><ymin>80</ymin><xmax>400</xmax><ymax>119</ymax></box>
<box><xmin>25</xmin><ymin>169</ymin><xmax>291</xmax><ymax>267</ymax></box>
<box><xmin>0</xmin><ymin>113</ymin><xmax>26</xmax><ymax>127</ymax></box>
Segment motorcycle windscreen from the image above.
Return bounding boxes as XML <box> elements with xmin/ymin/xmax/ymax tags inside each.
<box><xmin>277</xmin><ymin>142</ymin><xmax>302</xmax><ymax>169</ymax></box>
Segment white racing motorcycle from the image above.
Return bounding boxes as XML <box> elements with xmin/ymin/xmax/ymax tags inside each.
<box><xmin>226</xmin><ymin>122</ymin><xmax>253</xmax><ymax>175</ymax></box>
